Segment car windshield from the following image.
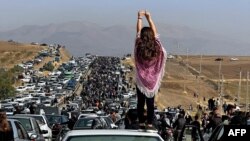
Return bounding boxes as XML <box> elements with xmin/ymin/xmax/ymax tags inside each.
<box><xmin>14</xmin><ymin>118</ymin><xmax>32</xmax><ymax>131</ymax></box>
<box><xmin>67</xmin><ymin>135</ymin><xmax>161</xmax><ymax>141</ymax></box>
<box><xmin>74</xmin><ymin>119</ymin><xmax>93</xmax><ymax>129</ymax></box>
<box><xmin>30</xmin><ymin>116</ymin><xmax>46</xmax><ymax>125</ymax></box>
<box><xmin>46</xmin><ymin>115</ymin><xmax>61</xmax><ymax>124</ymax></box>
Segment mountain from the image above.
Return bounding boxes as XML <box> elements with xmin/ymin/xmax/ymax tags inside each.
<box><xmin>0</xmin><ymin>21</ymin><xmax>249</xmax><ymax>56</ymax></box>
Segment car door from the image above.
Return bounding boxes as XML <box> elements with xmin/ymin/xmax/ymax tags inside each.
<box><xmin>14</xmin><ymin>121</ymin><xmax>30</xmax><ymax>141</ymax></box>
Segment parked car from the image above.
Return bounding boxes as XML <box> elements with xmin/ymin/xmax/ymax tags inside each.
<box><xmin>62</xmin><ymin>130</ymin><xmax>164</xmax><ymax>141</ymax></box>
<box><xmin>45</xmin><ymin>114</ymin><xmax>69</xmax><ymax>141</ymax></box>
<box><xmin>16</xmin><ymin>86</ymin><xmax>27</xmax><ymax>92</ymax></box>
<box><xmin>73</xmin><ymin>116</ymin><xmax>109</xmax><ymax>130</ymax></box>
<box><xmin>101</xmin><ymin>116</ymin><xmax>118</xmax><ymax>129</ymax></box>
<box><xmin>7</xmin><ymin>119</ymin><xmax>37</xmax><ymax>141</ymax></box>
<box><xmin>8</xmin><ymin>116</ymin><xmax>47</xmax><ymax>141</ymax></box>
<box><xmin>16</xmin><ymin>114</ymin><xmax>52</xmax><ymax>141</ymax></box>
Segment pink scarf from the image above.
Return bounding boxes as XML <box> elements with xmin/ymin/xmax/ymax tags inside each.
<box><xmin>135</xmin><ymin>37</ymin><xmax>166</xmax><ymax>98</ymax></box>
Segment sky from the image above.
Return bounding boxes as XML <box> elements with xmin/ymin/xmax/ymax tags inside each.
<box><xmin>0</xmin><ymin>0</ymin><xmax>250</xmax><ymax>43</ymax></box>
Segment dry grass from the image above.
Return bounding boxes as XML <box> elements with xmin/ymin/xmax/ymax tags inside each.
<box><xmin>0</xmin><ymin>41</ymin><xmax>45</xmax><ymax>68</ymax></box>
<box><xmin>123</xmin><ymin>55</ymin><xmax>250</xmax><ymax>112</ymax></box>
<box><xmin>0</xmin><ymin>41</ymin><xmax>71</xmax><ymax>77</ymax></box>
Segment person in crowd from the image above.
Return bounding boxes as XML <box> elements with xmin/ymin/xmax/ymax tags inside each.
<box><xmin>222</xmin><ymin>102</ymin><xmax>227</xmax><ymax>114</ymax></box>
<box><xmin>201</xmin><ymin>113</ymin><xmax>209</xmax><ymax>133</ymax></box>
<box><xmin>246</xmin><ymin>112</ymin><xmax>250</xmax><ymax>125</ymax></box>
<box><xmin>191</xmin><ymin>115</ymin><xmax>201</xmax><ymax>141</ymax></box>
<box><xmin>68</xmin><ymin>114</ymin><xmax>77</xmax><ymax>130</ymax></box>
<box><xmin>185</xmin><ymin>112</ymin><xmax>193</xmax><ymax>125</ymax></box>
<box><xmin>206</xmin><ymin>108</ymin><xmax>222</xmax><ymax>131</ymax></box>
<box><xmin>134</xmin><ymin>10</ymin><xmax>166</xmax><ymax>130</ymax></box>
<box><xmin>29</xmin><ymin>102</ymin><xmax>36</xmax><ymax>114</ymax></box>
<box><xmin>173</xmin><ymin>113</ymin><xmax>186</xmax><ymax>141</ymax></box>
<box><xmin>0</xmin><ymin>109</ymin><xmax>14</xmax><ymax>141</ymax></box>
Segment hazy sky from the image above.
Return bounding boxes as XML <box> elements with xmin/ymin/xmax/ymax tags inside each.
<box><xmin>0</xmin><ymin>0</ymin><xmax>250</xmax><ymax>43</ymax></box>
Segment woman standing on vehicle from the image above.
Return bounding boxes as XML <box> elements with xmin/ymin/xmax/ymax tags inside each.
<box><xmin>135</xmin><ymin>10</ymin><xmax>166</xmax><ymax>129</ymax></box>
<box><xmin>0</xmin><ymin>109</ymin><xmax>14</xmax><ymax>141</ymax></box>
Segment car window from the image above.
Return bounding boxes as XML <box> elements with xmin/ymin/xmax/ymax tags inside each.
<box><xmin>62</xmin><ymin>115</ymin><xmax>69</xmax><ymax>123</ymax></box>
<box><xmin>15</xmin><ymin>121</ymin><xmax>29</xmax><ymax>139</ymax></box>
<box><xmin>14</xmin><ymin>118</ymin><xmax>32</xmax><ymax>131</ymax></box>
<box><xmin>67</xmin><ymin>135</ymin><xmax>161</xmax><ymax>141</ymax></box>
<box><xmin>33</xmin><ymin>119</ymin><xmax>42</xmax><ymax>134</ymax></box>
<box><xmin>76</xmin><ymin>119</ymin><xmax>93</xmax><ymax>127</ymax></box>
<box><xmin>31</xmin><ymin>116</ymin><xmax>46</xmax><ymax>125</ymax></box>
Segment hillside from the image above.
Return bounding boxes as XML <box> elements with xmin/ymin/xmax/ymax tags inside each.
<box><xmin>0</xmin><ymin>41</ymin><xmax>45</xmax><ymax>68</ymax></box>
<box><xmin>124</xmin><ymin>56</ymin><xmax>250</xmax><ymax>111</ymax></box>
<box><xmin>0</xmin><ymin>40</ymin><xmax>71</xmax><ymax>70</ymax></box>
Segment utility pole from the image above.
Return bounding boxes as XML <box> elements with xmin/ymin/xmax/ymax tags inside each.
<box><xmin>246</xmin><ymin>71</ymin><xmax>249</xmax><ymax>112</ymax></box>
<box><xmin>238</xmin><ymin>70</ymin><xmax>242</xmax><ymax>106</ymax></box>
<box><xmin>220</xmin><ymin>74</ymin><xmax>224</xmax><ymax>113</ymax></box>
<box><xmin>199</xmin><ymin>54</ymin><xmax>202</xmax><ymax>74</ymax></box>
<box><xmin>218</xmin><ymin>60</ymin><xmax>222</xmax><ymax>93</ymax></box>
<box><xmin>186</xmin><ymin>48</ymin><xmax>189</xmax><ymax>69</ymax></box>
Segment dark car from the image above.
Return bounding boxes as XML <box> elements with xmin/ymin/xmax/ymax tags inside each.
<box><xmin>45</xmin><ymin>114</ymin><xmax>69</xmax><ymax>140</ymax></box>
<box><xmin>45</xmin><ymin>114</ymin><xmax>69</xmax><ymax>127</ymax></box>
<box><xmin>215</xmin><ymin>58</ymin><xmax>223</xmax><ymax>61</ymax></box>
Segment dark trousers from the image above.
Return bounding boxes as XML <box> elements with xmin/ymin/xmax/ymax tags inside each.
<box><xmin>137</xmin><ymin>87</ymin><xmax>155</xmax><ymax>124</ymax></box>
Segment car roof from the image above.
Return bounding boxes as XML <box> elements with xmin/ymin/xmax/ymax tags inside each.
<box><xmin>65</xmin><ymin>129</ymin><xmax>159</xmax><ymax>136</ymax></box>
<box><xmin>15</xmin><ymin>114</ymin><xmax>45</xmax><ymax>117</ymax></box>
<box><xmin>9</xmin><ymin>116</ymin><xmax>34</xmax><ymax>120</ymax></box>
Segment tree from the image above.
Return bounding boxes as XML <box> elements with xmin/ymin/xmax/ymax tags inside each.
<box><xmin>0</xmin><ymin>70</ymin><xmax>15</xmax><ymax>100</ymax></box>
<box><xmin>43</xmin><ymin>62</ymin><xmax>54</xmax><ymax>71</ymax></box>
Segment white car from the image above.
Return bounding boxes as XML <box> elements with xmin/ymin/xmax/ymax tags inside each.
<box><xmin>21</xmin><ymin>77</ymin><xmax>31</xmax><ymax>83</ymax></box>
<box><xmin>43</xmin><ymin>100</ymin><xmax>52</xmax><ymax>107</ymax></box>
<box><xmin>38</xmin><ymin>81</ymin><xmax>46</xmax><ymax>86</ymax></box>
<box><xmin>33</xmin><ymin>86</ymin><xmax>43</xmax><ymax>92</ymax></box>
<box><xmin>15</xmin><ymin>114</ymin><xmax>52</xmax><ymax>141</ymax></box>
<box><xmin>62</xmin><ymin>130</ymin><xmax>163</xmax><ymax>141</ymax></box>
<box><xmin>16</xmin><ymin>86</ymin><xmax>27</xmax><ymax>92</ymax></box>
<box><xmin>25</xmin><ymin>83</ymin><xmax>36</xmax><ymax>90</ymax></box>
<box><xmin>230</xmin><ymin>57</ymin><xmax>239</xmax><ymax>61</ymax></box>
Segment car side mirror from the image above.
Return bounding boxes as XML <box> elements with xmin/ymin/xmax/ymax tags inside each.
<box><xmin>112</xmin><ymin>125</ymin><xmax>118</xmax><ymax>129</ymax></box>
<box><xmin>42</xmin><ymin>130</ymin><xmax>48</xmax><ymax>134</ymax></box>
<box><xmin>30</xmin><ymin>134</ymin><xmax>38</xmax><ymax>140</ymax></box>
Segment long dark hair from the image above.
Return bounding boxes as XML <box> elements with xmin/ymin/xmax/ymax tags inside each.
<box><xmin>0</xmin><ymin>112</ymin><xmax>11</xmax><ymax>132</ymax></box>
<box><xmin>137</xmin><ymin>27</ymin><xmax>160</xmax><ymax>60</ymax></box>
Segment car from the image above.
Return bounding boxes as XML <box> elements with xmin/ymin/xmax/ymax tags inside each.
<box><xmin>45</xmin><ymin>114</ymin><xmax>69</xmax><ymax>127</ymax></box>
<box><xmin>230</xmin><ymin>57</ymin><xmax>239</xmax><ymax>61</ymax></box>
<box><xmin>101</xmin><ymin>116</ymin><xmax>118</xmax><ymax>129</ymax></box>
<box><xmin>206</xmin><ymin>123</ymin><xmax>249</xmax><ymax>141</ymax></box>
<box><xmin>77</xmin><ymin>113</ymin><xmax>97</xmax><ymax>119</ymax></box>
<box><xmin>37</xmin><ymin>81</ymin><xmax>46</xmax><ymax>86</ymax></box>
<box><xmin>8</xmin><ymin>116</ymin><xmax>47</xmax><ymax>141</ymax></box>
<box><xmin>215</xmin><ymin>58</ymin><xmax>223</xmax><ymax>61</ymax></box>
<box><xmin>25</xmin><ymin>83</ymin><xmax>36</xmax><ymax>90</ymax></box>
<box><xmin>15</xmin><ymin>114</ymin><xmax>52</xmax><ymax>141</ymax></box>
<box><xmin>43</xmin><ymin>100</ymin><xmax>53</xmax><ymax>107</ymax></box>
<box><xmin>7</xmin><ymin>119</ymin><xmax>37</xmax><ymax>141</ymax></box>
<box><xmin>62</xmin><ymin>130</ymin><xmax>164</xmax><ymax>141</ymax></box>
<box><xmin>45</xmin><ymin>114</ymin><xmax>69</xmax><ymax>140</ymax></box>
<box><xmin>16</xmin><ymin>86</ymin><xmax>27</xmax><ymax>92</ymax></box>
<box><xmin>73</xmin><ymin>116</ymin><xmax>108</xmax><ymax>130</ymax></box>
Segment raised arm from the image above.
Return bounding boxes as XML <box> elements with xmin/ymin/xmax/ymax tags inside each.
<box><xmin>137</xmin><ymin>10</ymin><xmax>145</xmax><ymax>34</ymax></box>
<box><xmin>145</xmin><ymin>11</ymin><xmax>157</xmax><ymax>37</ymax></box>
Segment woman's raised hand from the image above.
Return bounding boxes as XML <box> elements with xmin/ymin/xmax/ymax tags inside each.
<box><xmin>138</xmin><ymin>10</ymin><xmax>145</xmax><ymax>18</ymax></box>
